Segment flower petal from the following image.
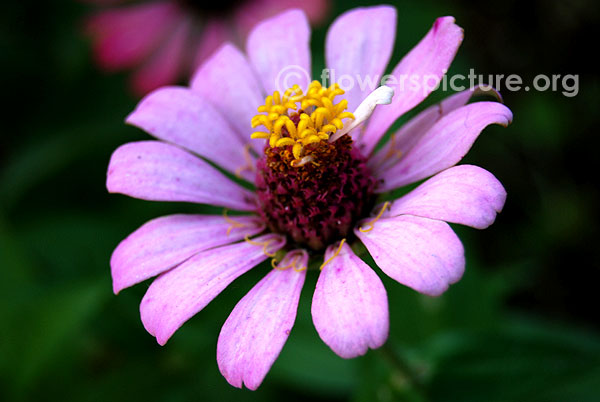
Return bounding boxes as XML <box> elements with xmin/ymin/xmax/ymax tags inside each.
<box><xmin>191</xmin><ymin>19</ymin><xmax>231</xmax><ymax>71</ymax></box>
<box><xmin>376</xmin><ymin>102</ymin><xmax>512</xmax><ymax>190</ymax></box>
<box><xmin>126</xmin><ymin>86</ymin><xmax>253</xmax><ymax>181</ymax></box>
<box><xmin>246</xmin><ymin>9</ymin><xmax>311</xmax><ymax>94</ymax></box>
<box><xmin>106</xmin><ymin>141</ymin><xmax>256</xmax><ymax>211</ymax></box>
<box><xmin>388</xmin><ymin>165</ymin><xmax>506</xmax><ymax>229</ymax></box>
<box><xmin>325</xmin><ymin>6</ymin><xmax>397</xmax><ymax>112</ymax></box>
<box><xmin>331</xmin><ymin>85</ymin><xmax>394</xmax><ymax>142</ymax></box>
<box><xmin>312</xmin><ymin>242</ymin><xmax>388</xmax><ymax>358</ymax></box>
<box><xmin>355</xmin><ymin>215</ymin><xmax>464</xmax><ymax>297</ymax></box>
<box><xmin>191</xmin><ymin>44</ymin><xmax>266</xmax><ymax>155</ymax></box>
<box><xmin>217</xmin><ymin>250</ymin><xmax>307</xmax><ymax>390</ymax></box>
<box><xmin>111</xmin><ymin>214</ymin><xmax>265</xmax><ymax>294</ymax></box>
<box><xmin>370</xmin><ymin>86</ymin><xmax>501</xmax><ymax>174</ymax></box>
<box><xmin>85</xmin><ymin>2</ymin><xmax>178</xmax><ymax>71</ymax></box>
<box><xmin>129</xmin><ymin>18</ymin><xmax>191</xmax><ymax>95</ymax></box>
<box><xmin>234</xmin><ymin>0</ymin><xmax>330</xmax><ymax>37</ymax></box>
<box><xmin>359</xmin><ymin>17</ymin><xmax>464</xmax><ymax>154</ymax></box>
<box><xmin>140</xmin><ymin>234</ymin><xmax>286</xmax><ymax>345</ymax></box>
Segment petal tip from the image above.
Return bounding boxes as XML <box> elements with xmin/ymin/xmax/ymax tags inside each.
<box><xmin>111</xmin><ymin>269</ymin><xmax>125</xmax><ymax>294</ymax></box>
<box><xmin>112</xmin><ymin>282</ymin><xmax>122</xmax><ymax>295</ymax></box>
<box><xmin>473</xmin><ymin>85</ymin><xmax>504</xmax><ymax>103</ymax></box>
<box><xmin>496</xmin><ymin>104</ymin><xmax>514</xmax><ymax>126</ymax></box>
<box><xmin>248</xmin><ymin>8</ymin><xmax>309</xmax><ymax>45</ymax></box>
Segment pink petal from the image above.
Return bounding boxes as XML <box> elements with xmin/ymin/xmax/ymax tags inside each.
<box><xmin>246</xmin><ymin>9</ymin><xmax>311</xmax><ymax>94</ymax></box>
<box><xmin>141</xmin><ymin>234</ymin><xmax>286</xmax><ymax>345</ymax></box>
<box><xmin>388</xmin><ymin>165</ymin><xmax>506</xmax><ymax>229</ymax></box>
<box><xmin>85</xmin><ymin>2</ymin><xmax>178</xmax><ymax>71</ymax></box>
<box><xmin>234</xmin><ymin>0</ymin><xmax>330</xmax><ymax>37</ymax></box>
<box><xmin>191</xmin><ymin>19</ymin><xmax>231</xmax><ymax>71</ymax></box>
<box><xmin>376</xmin><ymin>101</ymin><xmax>513</xmax><ymax>190</ymax></box>
<box><xmin>355</xmin><ymin>215</ymin><xmax>464</xmax><ymax>297</ymax></box>
<box><xmin>111</xmin><ymin>214</ymin><xmax>265</xmax><ymax>294</ymax></box>
<box><xmin>370</xmin><ymin>85</ymin><xmax>500</xmax><ymax>174</ymax></box>
<box><xmin>190</xmin><ymin>44</ymin><xmax>266</xmax><ymax>155</ymax></box>
<box><xmin>106</xmin><ymin>141</ymin><xmax>256</xmax><ymax>211</ymax></box>
<box><xmin>359</xmin><ymin>17</ymin><xmax>464</xmax><ymax>154</ymax></box>
<box><xmin>129</xmin><ymin>17</ymin><xmax>191</xmax><ymax>95</ymax></box>
<box><xmin>325</xmin><ymin>6</ymin><xmax>397</xmax><ymax>112</ymax></box>
<box><xmin>125</xmin><ymin>86</ymin><xmax>253</xmax><ymax>181</ymax></box>
<box><xmin>312</xmin><ymin>242</ymin><xmax>388</xmax><ymax>358</ymax></box>
<box><xmin>218</xmin><ymin>250</ymin><xmax>308</xmax><ymax>390</ymax></box>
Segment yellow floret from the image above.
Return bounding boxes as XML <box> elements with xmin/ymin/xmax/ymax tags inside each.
<box><xmin>251</xmin><ymin>81</ymin><xmax>355</xmax><ymax>166</ymax></box>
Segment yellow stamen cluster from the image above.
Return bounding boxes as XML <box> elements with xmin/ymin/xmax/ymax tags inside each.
<box><xmin>251</xmin><ymin>81</ymin><xmax>355</xmax><ymax>163</ymax></box>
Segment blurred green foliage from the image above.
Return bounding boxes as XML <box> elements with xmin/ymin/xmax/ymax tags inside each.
<box><xmin>1</xmin><ymin>0</ymin><xmax>599</xmax><ymax>401</ymax></box>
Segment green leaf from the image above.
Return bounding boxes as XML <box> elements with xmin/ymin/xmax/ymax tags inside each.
<box><xmin>425</xmin><ymin>318</ymin><xmax>600</xmax><ymax>402</ymax></box>
<box><xmin>6</xmin><ymin>279</ymin><xmax>110</xmax><ymax>396</ymax></box>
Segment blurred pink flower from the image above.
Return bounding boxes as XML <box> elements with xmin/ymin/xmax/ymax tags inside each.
<box><xmin>107</xmin><ymin>6</ymin><xmax>512</xmax><ymax>389</ymax></box>
<box><xmin>84</xmin><ymin>0</ymin><xmax>331</xmax><ymax>95</ymax></box>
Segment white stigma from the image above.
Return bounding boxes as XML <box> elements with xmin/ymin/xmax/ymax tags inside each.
<box><xmin>329</xmin><ymin>85</ymin><xmax>394</xmax><ymax>142</ymax></box>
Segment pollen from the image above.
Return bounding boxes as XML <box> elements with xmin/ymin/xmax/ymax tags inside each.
<box><xmin>251</xmin><ymin>81</ymin><xmax>355</xmax><ymax>166</ymax></box>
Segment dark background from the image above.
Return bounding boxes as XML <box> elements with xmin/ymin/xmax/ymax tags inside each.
<box><xmin>2</xmin><ymin>0</ymin><xmax>599</xmax><ymax>401</ymax></box>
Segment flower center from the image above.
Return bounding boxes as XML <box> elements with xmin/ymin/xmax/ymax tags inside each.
<box><xmin>252</xmin><ymin>82</ymin><xmax>376</xmax><ymax>251</ymax></box>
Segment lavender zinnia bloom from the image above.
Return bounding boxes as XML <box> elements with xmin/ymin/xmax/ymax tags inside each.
<box><xmin>107</xmin><ymin>6</ymin><xmax>512</xmax><ymax>390</ymax></box>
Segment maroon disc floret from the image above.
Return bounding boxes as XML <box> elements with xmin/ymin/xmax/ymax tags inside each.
<box><xmin>255</xmin><ymin>135</ymin><xmax>376</xmax><ymax>251</ymax></box>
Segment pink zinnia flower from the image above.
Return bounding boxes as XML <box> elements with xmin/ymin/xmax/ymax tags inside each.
<box><xmin>83</xmin><ymin>0</ymin><xmax>330</xmax><ymax>95</ymax></box>
<box><xmin>107</xmin><ymin>6</ymin><xmax>512</xmax><ymax>390</ymax></box>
